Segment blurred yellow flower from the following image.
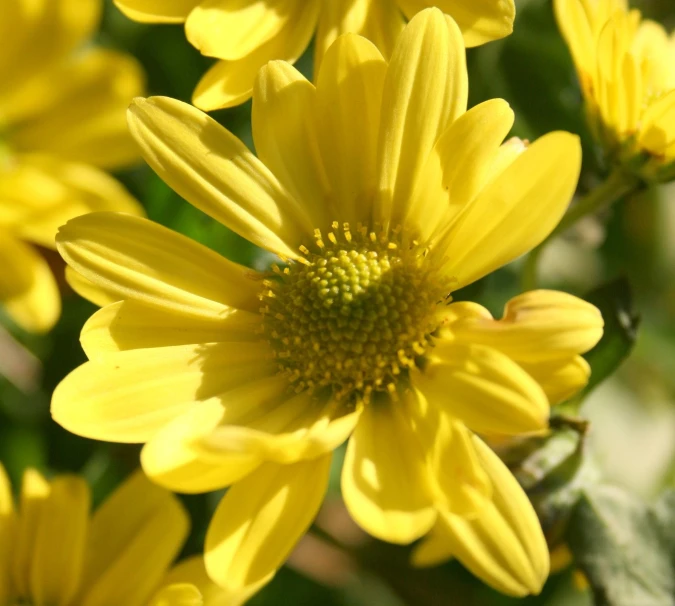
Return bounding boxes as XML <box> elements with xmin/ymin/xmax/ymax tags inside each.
<box><xmin>556</xmin><ymin>0</ymin><xmax>675</xmax><ymax>181</ymax></box>
<box><xmin>53</xmin><ymin>10</ymin><xmax>602</xmax><ymax>600</ymax></box>
<box><xmin>0</xmin><ymin>0</ymin><xmax>144</xmax><ymax>333</ymax></box>
<box><xmin>0</xmin><ymin>464</ymin><xmax>235</xmax><ymax>606</ymax></box>
<box><xmin>114</xmin><ymin>0</ymin><xmax>515</xmax><ymax>110</ymax></box>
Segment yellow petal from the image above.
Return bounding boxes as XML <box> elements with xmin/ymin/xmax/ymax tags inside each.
<box><xmin>639</xmin><ymin>90</ymin><xmax>675</xmax><ymax>155</ymax></box>
<box><xmin>52</xmin><ymin>341</ymin><xmax>275</xmax><ymax>443</ymax></box>
<box><xmin>65</xmin><ymin>267</ymin><xmax>120</xmax><ymax>308</ymax></box>
<box><xmin>81</xmin><ymin>300</ymin><xmax>260</xmax><ymax>359</ymax></box>
<box><xmin>186</xmin><ymin>0</ymin><xmax>297</xmax><ymax>60</ymax></box>
<box><xmin>0</xmin><ymin>232</ymin><xmax>60</xmax><ymax>334</ymax></box>
<box><xmin>204</xmin><ymin>456</ymin><xmax>331</xmax><ymax>594</ymax></box>
<box><xmin>450</xmin><ymin>290</ymin><xmax>604</xmax><ymax>362</ymax></box>
<box><xmin>128</xmin><ymin>96</ymin><xmax>313</xmax><ymax>256</ymax></box>
<box><xmin>316</xmin><ymin>34</ymin><xmax>387</xmax><ymax>226</ymax></box>
<box><xmin>519</xmin><ymin>356</ymin><xmax>591</xmax><ymax>406</ymax></box>
<box><xmin>79</xmin><ymin>471</ymin><xmax>189</xmax><ymax>606</ymax></box>
<box><xmin>342</xmin><ymin>401</ymin><xmax>436</xmax><ymax>544</ymax></box>
<box><xmin>57</xmin><ymin>212</ymin><xmax>260</xmax><ymax>319</ymax></box>
<box><xmin>439</xmin><ymin>131</ymin><xmax>582</xmax><ymax>289</ymax></box>
<box><xmin>409</xmin><ymin>98</ymin><xmax>514</xmax><ymax>243</ymax></box>
<box><xmin>252</xmin><ymin>61</ymin><xmax>331</xmax><ymax>227</ymax></box>
<box><xmin>30</xmin><ymin>476</ymin><xmax>90</xmax><ymax>606</ymax></box>
<box><xmin>141</xmin><ymin>400</ymin><xmax>261</xmax><ymax>494</ymax></box>
<box><xmin>0</xmin><ymin>154</ymin><xmax>142</xmax><ymax>249</ymax></box>
<box><xmin>410</xmin><ymin>522</ymin><xmax>454</xmax><ymax>568</ymax></box>
<box><xmin>9</xmin><ymin>49</ymin><xmax>145</xmax><ymax>170</ymax></box>
<box><xmin>0</xmin><ymin>464</ymin><xmax>15</xmax><ymax>605</ymax></box>
<box><xmin>414</xmin><ymin>342</ymin><xmax>549</xmax><ymax>435</ymax></box>
<box><xmin>13</xmin><ymin>469</ymin><xmax>51</xmax><ymax>599</ymax></box>
<box><xmin>437</xmin><ymin>437</ymin><xmax>549</xmax><ymax>596</ymax></box>
<box><xmin>192</xmin><ymin>3</ymin><xmax>319</xmax><ymax>111</ymax></box>
<box><xmin>553</xmin><ymin>0</ymin><xmax>595</xmax><ymax>77</ymax></box>
<box><xmin>148</xmin><ymin>583</ymin><xmax>202</xmax><ymax>606</ymax></box>
<box><xmin>164</xmin><ymin>556</ymin><xmax>260</xmax><ymax>606</ymax></box>
<box><xmin>376</xmin><ymin>8</ymin><xmax>468</xmax><ymax>229</ymax></box>
<box><xmin>114</xmin><ymin>0</ymin><xmax>199</xmax><ymax>23</ymax></box>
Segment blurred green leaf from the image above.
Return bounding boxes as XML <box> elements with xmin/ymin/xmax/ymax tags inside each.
<box><xmin>568</xmin><ymin>486</ymin><xmax>675</xmax><ymax>606</ymax></box>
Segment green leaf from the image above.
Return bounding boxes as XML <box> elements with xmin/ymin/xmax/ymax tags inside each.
<box><xmin>567</xmin><ymin>485</ymin><xmax>675</xmax><ymax>606</ymax></box>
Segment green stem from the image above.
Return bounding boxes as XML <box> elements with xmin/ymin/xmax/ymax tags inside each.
<box><xmin>521</xmin><ymin>169</ymin><xmax>640</xmax><ymax>291</ymax></box>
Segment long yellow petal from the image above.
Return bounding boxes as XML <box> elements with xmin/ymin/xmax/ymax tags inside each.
<box><xmin>0</xmin><ymin>232</ymin><xmax>60</xmax><ymax>334</ymax></box>
<box><xmin>376</xmin><ymin>8</ymin><xmax>468</xmax><ymax>228</ymax></box>
<box><xmin>315</xmin><ymin>34</ymin><xmax>387</xmax><ymax>226</ymax></box>
<box><xmin>0</xmin><ymin>465</ymin><xmax>15</xmax><ymax>605</ymax></box>
<box><xmin>519</xmin><ymin>356</ymin><xmax>591</xmax><ymax>406</ymax></box>
<box><xmin>80</xmin><ymin>300</ymin><xmax>260</xmax><ymax>359</ymax></box>
<box><xmin>204</xmin><ymin>456</ymin><xmax>331</xmax><ymax>593</ymax></box>
<box><xmin>414</xmin><ymin>342</ymin><xmax>549</xmax><ymax>435</ymax></box>
<box><xmin>438</xmin><ymin>131</ymin><xmax>582</xmax><ymax>289</ymax></box>
<box><xmin>252</xmin><ymin>61</ymin><xmax>332</xmax><ymax>227</ymax></box>
<box><xmin>65</xmin><ymin>267</ymin><xmax>120</xmax><ymax>308</ymax></box>
<box><xmin>342</xmin><ymin>401</ymin><xmax>436</xmax><ymax>544</ymax></box>
<box><xmin>79</xmin><ymin>471</ymin><xmax>189</xmax><ymax>606</ymax></box>
<box><xmin>437</xmin><ymin>437</ymin><xmax>549</xmax><ymax>596</ymax></box>
<box><xmin>52</xmin><ymin>341</ymin><xmax>275</xmax><ymax>443</ymax></box>
<box><xmin>148</xmin><ymin>584</ymin><xmax>202</xmax><ymax>606</ymax></box>
<box><xmin>57</xmin><ymin>212</ymin><xmax>260</xmax><ymax>319</ymax></box>
<box><xmin>114</xmin><ymin>0</ymin><xmax>199</xmax><ymax>23</ymax></box>
<box><xmin>410</xmin><ymin>522</ymin><xmax>455</xmax><ymax>568</ymax></box>
<box><xmin>30</xmin><ymin>476</ymin><xmax>90</xmax><ymax>606</ymax></box>
<box><xmin>128</xmin><ymin>96</ymin><xmax>313</xmax><ymax>256</ymax></box>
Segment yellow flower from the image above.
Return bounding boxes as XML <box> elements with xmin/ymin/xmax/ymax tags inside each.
<box><xmin>0</xmin><ymin>0</ymin><xmax>145</xmax><ymax>333</ymax></box>
<box><xmin>113</xmin><ymin>0</ymin><xmax>515</xmax><ymax>110</ymax></box>
<box><xmin>0</xmin><ymin>463</ymin><xmax>238</xmax><ymax>606</ymax></box>
<box><xmin>555</xmin><ymin>0</ymin><xmax>675</xmax><ymax>181</ymax></box>
<box><xmin>52</xmin><ymin>9</ymin><xmax>602</xmax><ymax>600</ymax></box>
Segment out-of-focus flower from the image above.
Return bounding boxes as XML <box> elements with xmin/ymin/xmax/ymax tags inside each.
<box><xmin>0</xmin><ymin>0</ymin><xmax>144</xmax><ymax>333</ymax></box>
<box><xmin>52</xmin><ymin>10</ymin><xmax>602</xmax><ymax>601</ymax></box>
<box><xmin>113</xmin><ymin>0</ymin><xmax>515</xmax><ymax>110</ymax></box>
<box><xmin>556</xmin><ymin>0</ymin><xmax>675</xmax><ymax>182</ymax></box>
<box><xmin>0</xmin><ymin>464</ymin><xmax>234</xmax><ymax>606</ymax></box>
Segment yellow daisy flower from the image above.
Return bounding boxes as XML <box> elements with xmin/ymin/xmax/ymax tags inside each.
<box><xmin>53</xmin><ymin>9</ymin><xmax>602</xmax><ymax>600</ymax></box>
<box><xmin>0</xmin><ymin>0</ymin><xmax>145</xmax><ymax>333</ymax></box>
<box><xmin>113</xmin><ymin>0</ymin><xmax>515</xmax><ymax>110</ymax></box>
<box><xmin>555</xmin><ymin>0</ymin><xmax>675</xmax><ymax>181</ymax></box>
<box><xmin>0</xmin><ymin>463</ymin><xmax>239</xmax><ymax>606</ymax></box>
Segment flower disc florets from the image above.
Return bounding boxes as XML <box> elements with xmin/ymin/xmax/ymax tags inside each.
<box><xmin>261</xmin><ymin>223</ymin><xmax>450</xmax><ymax>403</ymax></box>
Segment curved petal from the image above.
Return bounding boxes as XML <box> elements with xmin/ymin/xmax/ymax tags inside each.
<box><xmin>376</xmin><ymin>8</ymin><xmax>468</xmax><ymax>229</ymax></box>
<box><xmin>437</xmin><ymin>437</ymin><xmax>549</xmax><ymax>596</ymax></box>
<box><xmin>191</xmin><ymin>3</ymin><xmax>319</xmax><ymax>110</ymax></box>
<box><xmin>51</xmin><ymin>341</ymin><xmax>276</xmax><ymax>443</ymax></box>
<box><xmin>449</xmin><ymin>290</ymin><xmax>604</xmax><ymax>362</ymax></box>
<box><xmin>65</xmin><ymin>267</ymin><xmax>120</xmax><ymax>308</ymax></box>
<box><xmin>315</xmin><ymin>34</ymin><xmax>387</xmax><ymax>226</ymax></box>
<box><xmin>148</xmin><ymin>583</ymin><xmax>202</xmax><ymax>606</ymax></box>
<box><xmin>397</xmin><ymin>0</ymin><xmax>515</xmax><ymax>47</ymax></box>
<box><xmin>204</xmin><ymin>456</ymin><xmax>331</xmax><ymax>594</ymax></box>
<box><xmin>79</xmin><ymin>471</ymin><xmax>189</xmax><ymax>606</ymax></box>
<box><xmin>128</xmin><ymin>97</ymin><xmax>313</xmax><ymax>257</ymax></box>
<box><xmin>639</xmin><ymin>89</ymin><xmax>675</xmax><ymax>154</ymax></box>
<box><xmin>519</xmin><ymin>356</ymin><xmax>591</xmax><ymax>405</ymax></box>
<box><xmin>141</xmin><ymin>400</ymin><xmax>261</xmax><ymax>494</ymax></box>
<box><xmin>252</xmin><ymin>61</ymin><xmax>332</xmax><ymax>227</ymax></box>
<box><xmin>413</xmin><ymin>342</ymin><xmax>549</xmax><ymax>435</ymax></box>
<box><xmin>0</xmin><ymin>464</ymin><xmax>14</xmax><ymax>606</ymax></box>
<box><xmin>0</xmin><ymin>232</ymin><xmax>60</xmax><ymax>333</ymax></box>
<box><xmin>114</xmin><ymin>0</ymin><xmax>199</xmax><ymax>23</ymax></box>
<box><xmin>30</xmin><ymin>476</ymin><xmax>90</xmax><ymax>606</ymax></box>
<box><xmin>9</xmin><ymin>49</ymin><xmax>145</xmax><ymax>170</ymax></box>
<box><xmin>410</xmin><ymin>522</ymin><xmax>455</xmax><ymax>568</ymax></box>
<box><xmin>409</xmin><ymin>98</ymin><xmax>514</xmax><ymax>243</ymax></box>
<box><xmin>438</xmin><ymin>131</ymin><xmax>582</xmax><ymax>289</ymax></box>
<box><xmin>342</xmin><ymin>400</ymin><xmax>436</xmax><ymax>544</ymax></box>
<box><xmin>57</xmin><ymin>212</ymin><xmax>260</xmax><ymax>318</ymax></box>
<box><xmin>0</xmin><ymin>154</ymin><xmax>142</xmax><ymax>249</ymax></box>
<box><xmin>81</xmin><ymin>300</ymin><xmax>261</xmax><ymax>359</ymax></box>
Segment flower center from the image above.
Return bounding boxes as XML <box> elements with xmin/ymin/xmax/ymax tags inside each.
<box><xmin>261</xmin><ymin>224</ymin><xmax>450</xmax><ymax>403</ymax></box>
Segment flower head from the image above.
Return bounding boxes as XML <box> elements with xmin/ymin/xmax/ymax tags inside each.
<box><xmin>0</xmin><ymin>0</ymin><xmax>144</xmax><ymax>332</ymax></box>
<box><xmin>53</xmin><ymin>9</ymin><xmax>602</xmax><ymax>600</ymax></box>
<box><xmin>0</xmin><ymin>463</ymin><xmax>233</xmax><ymax>606</ymax></box>
<box><xmin>113</xmin><ymin>0</ymin><xmax>515</xmax><ymax>110</ymax></box>
<box><xmin>555</xmin><ymin>0</ymin><xmax>675</xmax><ymax>181</ymax></box>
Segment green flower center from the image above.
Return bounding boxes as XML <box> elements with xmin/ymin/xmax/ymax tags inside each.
<box><xmin>261</xmin><ymin>224</ymin><xmax>450</xmax><ymax>403</ymax></box>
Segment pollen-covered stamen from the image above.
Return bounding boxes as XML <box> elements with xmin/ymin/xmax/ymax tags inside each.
<box><xmin>260</xmin><ymin>223</ymin><xmax>451</xmax><ymax>403</ymax></box>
